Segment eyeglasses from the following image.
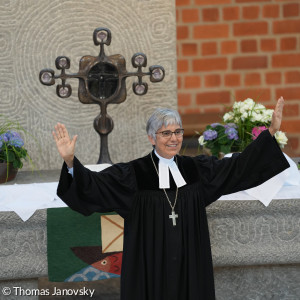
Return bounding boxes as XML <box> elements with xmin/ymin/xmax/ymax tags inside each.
<box><xmin>155</xmin><ymin>129</ymin><xmax>184</xmax><ymax>138</ymax></box>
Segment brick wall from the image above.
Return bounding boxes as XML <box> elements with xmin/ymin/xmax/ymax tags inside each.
<box><xmin>176</xmin><ymin>0</ymin><xmax>300</xmax><ymax>157</ymax></box>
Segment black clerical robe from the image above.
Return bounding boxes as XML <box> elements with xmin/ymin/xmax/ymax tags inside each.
<box><xmin>57</xmin><ymin>130</ymin><xmax>289</xmax><ymax>300</ymax></box>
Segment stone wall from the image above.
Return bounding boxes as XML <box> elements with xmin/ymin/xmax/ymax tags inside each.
<box><xmin>0</xmin><ymin>0</ymin><xmax>177</xmax><ymax>170</ymax></box>
<box><xmin>0</xmin><ymin>199</ymin><xmax>299</xmax><ymax>299</ymax></box>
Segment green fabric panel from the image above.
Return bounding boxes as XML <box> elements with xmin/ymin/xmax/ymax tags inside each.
<box><xmin>47</xmin><ymin>207</ymin><xmax>116</xmax><ymax>282</ymax></box>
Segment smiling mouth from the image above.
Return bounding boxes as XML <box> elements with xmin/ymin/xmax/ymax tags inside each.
<box><xmin>167</xmin><ymin>145</ymin><xmax>178</xmax><ymax>148</ymax></box>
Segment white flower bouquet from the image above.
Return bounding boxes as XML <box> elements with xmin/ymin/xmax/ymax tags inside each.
<box><xmin>198</xmin><ymin>98</ymin><xmax>288</xmax><ymax>157</ymax></box>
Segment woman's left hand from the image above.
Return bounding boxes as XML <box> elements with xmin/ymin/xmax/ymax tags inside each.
<box><xmin>269</xmin><ymin>96</ymin><xmax>284</xmax><ymax>136</ymax></box>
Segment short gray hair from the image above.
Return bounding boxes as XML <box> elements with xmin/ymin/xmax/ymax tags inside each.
<box><xmin>146</xmin><ymin>108</ymin><xmax>182</xmax><ymax>140</ymax></box>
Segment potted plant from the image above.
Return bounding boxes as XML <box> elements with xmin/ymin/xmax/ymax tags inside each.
<box><xmin>0</xmin><ymin>115</ymin><xmax>33</xmax><ymax>183</ymax></box>
<box><xmin>198</xmin><ymin>98</ymin><xmax>288</xmax><ymax>157</ymax></box>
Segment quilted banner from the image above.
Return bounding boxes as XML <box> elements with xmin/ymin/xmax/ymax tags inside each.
<box><xmin>47</xmin><ymin>207</ymin><xmax>123</xmax><ymax>282</ymax></box>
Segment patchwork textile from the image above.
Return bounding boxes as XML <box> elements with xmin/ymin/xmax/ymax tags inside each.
<box><xmin>47</xmin><ymin>207</ymin><xmax>123</xmax><ymax>282</ymax></box>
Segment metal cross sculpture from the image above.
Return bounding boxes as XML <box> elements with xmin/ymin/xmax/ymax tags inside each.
<box><xmin>39</xmin><ymin>27</ymin><xmax>165</xmax><ymax>164</ymax></box>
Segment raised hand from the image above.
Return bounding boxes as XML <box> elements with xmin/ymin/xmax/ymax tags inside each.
<box><xmin>52</xmin><ymin>123</ymin><xmax>78</xmax><ymax>167</ymax></box>
<box><xmin>269</xmin><ymin>97</ymin><xmax>284</xmax><ymax>136</ymax></box>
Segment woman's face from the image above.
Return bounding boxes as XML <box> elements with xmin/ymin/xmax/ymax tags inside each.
<box><xmin>148</xmin><ymin>123</ymin><xmax>183</xmax><ymax>159</ymax></box>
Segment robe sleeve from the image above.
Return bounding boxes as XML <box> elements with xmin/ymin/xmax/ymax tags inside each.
<box><xmin>57</xmin><ymin>156</ymin><xmax>137</xmax><ymax>218</ymax></box>
<box><xmin>194</xmin><ymin>130</ymin><xmax>290</xmax><ymax>206</ymax></box>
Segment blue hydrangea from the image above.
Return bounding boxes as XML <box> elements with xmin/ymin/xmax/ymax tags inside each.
<box><xmin>224</xmin><ymin>123</ymin><xmax>237</xmax><ymax>129</ymax></box>
<box><xmin>225</xmin><ymin>127</ymin><xmax>239</xmax><ymax>140</ymax></box>
<box><xmin>0</xmin><ymin>133</ymin><xmax>8</xmax><ymax>143</ymax></box>
<box><xmin>210</xmin><ymin>123</ymin><xmax>221</xmax><ymax>128</ymax></box>
<box><xmin>203</xmin><ymin>129</ymin><xmax>218</xmax><ymax>140</ymax></box>
<box><xmin>0</xmin><ymin>131</ymin><xmax>24</xmax><ymax>148</ymax></box>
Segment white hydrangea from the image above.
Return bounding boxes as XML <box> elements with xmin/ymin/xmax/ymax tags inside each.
<box><xmin>241</xmin><ymin>111</ymin><xmax>249</xmax><ymax>121</ymax></box>
<box><xmin>260</xmin><ymin>110</ymin><xmax>272</xmax><ymax>123</ymax></box>
<box><xmin>251</xmin><ymin>112</ymin><xmax>263</xmax><ymax>122</ymax></box>
<box><xmin>254</xmin><ymin>103</ymin><xmax>265</xmax><ymax>113</ymax></box>
<box><xmin>233</xmin><ymin>101</ymin><xmax>241</xmax><ymax>110</ymax></box>
<box><xmin>224</xmin><ymin>98</ymin><xmax>274</xmax><ymax>133</ymax></box>
<box><xmin>223</xmin><ymin>112</ymin><xmax>234</xmax><ymax>122</ymax></box>
<box><xmin>198</xmin><ymin>135</ymin><xmax>206</xmax><ymax>146</ymax></box>
<box><xmin>242</xmin><ymin>98</ymin><xmax>255</xmax><ymax>111</ymax></box>
<box><xmin>275</xmin><ymin>131</ymin><xmax>288</xmax><ymax>148</ymax></box>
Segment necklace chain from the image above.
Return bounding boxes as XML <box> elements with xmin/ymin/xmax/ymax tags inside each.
<box><xmin>150</xmin><ymin>152</ymin><xmax>178</xmax><ymax>211</ymax></box>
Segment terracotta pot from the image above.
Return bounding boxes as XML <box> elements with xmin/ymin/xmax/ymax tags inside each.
<box><xmin>0</xmin><ymin>162</ymin><xmax>18</xmax><ymax>183</ymax></box>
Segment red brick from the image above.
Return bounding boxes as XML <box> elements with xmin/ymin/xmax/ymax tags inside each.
<box><xmin>177</xmin><ymin>26</ymin><xmax>189</xmax><ymax>39</ymax></box>
<box><xmin>182</xmin><ymin>43</ymin><xmax>198</xmax><ymax>56</ymax></box>
<box><xmin>182</xmin><ymin>9</ymin><xmax>199</xmax><ymax>23</ymax></box>
<box><xmin>245</xmin><ymin>73</ymin><xmax>261</xmax><ymax>86</ymax></box>
<box><xmin>194</xmin><ymin>24</ymin><xmax>229</xmax><ymax>39</ymax></box>
<box><xmin>272</xmin><ymin>54</ymin><xmax>300</xmax><ymax>68</ymax></box>
<box><xmin>203</xmin><ymin>107</ymin><xmax>224</xmax><ymax>113</ymax></box>
<box><xmin>184</xmin><ymin>76</ymin><xmax>201</xmax><ymax>88</ymax></box>
<box><xmin>184</xmin><ymin>108</ymin><xmax>201</xmax><ymax>114</ymax></box>
<box><xmin>285</xmin><ymin>71</ymin><xmax>300</xmax><ymax>84</ymax></box>
<box><xmin>223</xmin><ymin>7</ymin><xmax>240</xmax><ymax>21</ymax></box>
<box><xmin>263</xmin><ymin>5</ymin><xmax>279</xmax><ymax>18</ymax></box>
<box><xmin>232</xmin><ymin>56</ymin><xmax>268</xmax><ymax>70</ymax></box>
<box><xmin>178</xmin><ymin>108</ymin><xmax>184</xmax><ymax>115</ymax></box>
<box><xmin>243</xmin><ymin>6</ymin><xmax>260</xmax><ymax>19</ymax></box>
<box><xmin>177</xmin><ymin>59</ymin><xmax>189</xmax><ymax>73</ymax></box>
<box><xmin>221</xmin><ymin>41</ymin><xmax>238</xmax><ymax>54</ymax></box>
<box><xmin>225</xmin><ymin>74</ymin><xmax>241</xmax><ymax>86</ymax></box>
<box><xmin>241</xmin><ymin>40</ymin><xmax>257</xmax><ymax>52</ymax></box>
<box><xmin>236</xmin><ymin>0</ymin><xmax>271</xmax><ymax>2</ymax></box>
<box><xmin>273</xmin><ymin>20</ymin><xmax>300</xmax><ymax>34</ymax></box>
<box><xmin>283</xmin><ymin>3</ymin><xmax>299</xmax><ymax>17</ymax></box>
<box><xmin>202</xmin><ymin>42</ymin><xmax>217</xmax><ymax>56</ymax></box>
<box><xmin>283</xmin><ymin>104</ymin><xmax>299</xmax><ymax>117</ymax></box>
<box><xmin>276</xmin><ymin>87</ymin><xmax>300</xmax><ymax>101</ymax></box>
<box><xmin>234</xmin><ymin>22</ymin><xmax>268</xmax><ymax>36</ymax></box>
<box><xmin>178</xmin><ymin>93</ymin><xmax>191</xmax><ymax>106</ymax></box>
<box><xmin>280</xmin><ymin>37</ymin><xmax>297</xmax><ymax>51</ymax></box>
<box><xmin>235</xmin><ymin>88</ymin><xmax>271</xmax><ymax>102</ymax></box>
<box><xmin>193</xmin><ymin>57</ymin><xmax>227</xmax><ymax>71</ymax></box>
<box><xmin>266</xmin><ymin>72</ymin><xmax>281</xmax><ymax>84</ymax></box>
<box><xmin>261</xmin><ymin>39</ymin><xmax>276</xmax><ymax>52</ymax></box>
<box><xmin>204</xmin><ymin>74</ymin><xmax>221</xmax><ymax>87</ymax></box>
<box><xmin>177</xmin><ymin>76</ymin><xmax>182</xmax><ymax>89</ymax></box>
<box><xmin>202</xmin><ymin>8</ymin><xmax>219</xmax><ymax>22</ymax></box>
<box><xmin>196</xmin><ymin>91</ymin><xmax>231</xmax><ymax>105</ymax></box>
<box><xmin>287</xmin><ymin>136</ymin><xmax>299</xmax><ymax>149</ymax></box>
<box><xmin>176</xmin><ymin>0</ymin><xmax>190</xmax><ymax>6</ymax></box>
<box><xmin>195</xmin><ymin>0</ymin><xmax>230</xmax><ymax>4</ymax></box>
<box><xmin>281</xmin><ymin>120</ymin><xmax>300</xmax><ymax>133</ymax></box>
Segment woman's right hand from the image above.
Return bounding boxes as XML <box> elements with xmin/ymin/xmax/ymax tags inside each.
<box><xmin>52</xmin><ymin>123</ymin><xmax>78</xmax><ymax>168</ymax></box>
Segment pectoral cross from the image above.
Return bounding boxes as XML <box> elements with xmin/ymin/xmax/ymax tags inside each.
<box><xmin>169</xmin><ymin>210</ymin><xmax>178</xmax><ymax>226</ymax></box>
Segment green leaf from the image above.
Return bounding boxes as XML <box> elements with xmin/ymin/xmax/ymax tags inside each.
<box><xmin>220</xmin><ymin>145</ymin><xmax>231</xmax><ymax>154</ymax></box>
<box><xmin>7</xmin><ymin>151</ymin><xmax>15</xmax><ymax>162</ymax></box>
<box><xmin>13</xmin><ymin>160</ymin><xmax>22</xmax><ymax>169</ymax></box>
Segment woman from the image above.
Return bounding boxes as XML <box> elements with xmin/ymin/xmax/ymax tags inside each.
<box><xmin>53</xmin><ymin>97</ymin><xmax>289</xmax><ymax>300</ymax></box>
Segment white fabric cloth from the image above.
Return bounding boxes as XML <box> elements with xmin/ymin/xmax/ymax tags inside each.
<box><xmin>0</xmin><ymin>157</ymin><xmax>299</xmax><ymax>221</ymax></box>
<box><xmin>0</xmin><ymin>164</ymin><xmax>112</xmax><ymax>221</ymax></box>
<box><xmin>222</xmin><ymin>152</ymin><xmax>300</xmax><ymax>206</ymax></box>
<box><xmin>154</xmin><ymin>150</ymin><xmax>187</xmax><ymax>189</ymax></box>
<box><xmin>0</xmin><ymin>182</ymin><xmax>66</xmax><ymax>221</ymax></box>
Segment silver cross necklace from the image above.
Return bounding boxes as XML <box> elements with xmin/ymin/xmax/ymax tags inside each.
<box><xmin>150</xmin><ymin>152</ymin><xmax>179</xmax><ymax>226</ymax></box>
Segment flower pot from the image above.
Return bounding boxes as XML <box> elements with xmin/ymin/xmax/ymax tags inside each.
<box><xmin>0</xmin><ymin>162</ymin><xmax>18</xmax><ymax>183</ymax></box>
